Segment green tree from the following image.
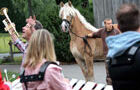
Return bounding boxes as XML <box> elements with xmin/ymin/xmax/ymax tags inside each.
<box><xmin>27</xmin><ymin>0</ymin><xmax>33</xmax><ymax>16</ymax></box>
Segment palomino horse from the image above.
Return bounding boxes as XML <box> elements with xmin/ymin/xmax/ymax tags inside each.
<box><xmin>59</xmin><ymin>1</ymin><xmax>104</xmax><ymax>81</ymax></box>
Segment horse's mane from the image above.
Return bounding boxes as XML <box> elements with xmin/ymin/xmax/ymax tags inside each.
<box><xmin>59</xmin><ymin>3</ymin><xmax>99</xmax><ymax>32</ymax></box>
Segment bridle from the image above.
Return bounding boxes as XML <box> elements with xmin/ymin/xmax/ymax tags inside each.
<box><xmin>62</xmin><ymin>15</ymin><xmax>93</xmax><ymax>56</ymax></box>
<box><xmin>62</xmin><ymin>15</ymin><xmax>72</xmax><ymax>33</ymax></box>
<box><xmin>62</xmin><ymin>15</ymin><xmax>83</xmax><ymax>38</ymax></box>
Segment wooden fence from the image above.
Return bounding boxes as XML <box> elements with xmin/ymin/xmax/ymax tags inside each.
<box><xmin>93</xmin><ymin>0</ymin><xmax>140</xmax><ymax>28</ymax></box>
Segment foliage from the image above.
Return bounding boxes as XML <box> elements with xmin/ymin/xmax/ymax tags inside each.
<box><xmin>1</xmin><ymin>71</ymin><xmax>19</xmax><ymax>82</ymax></box>
<box><xmin>76</xmin><ymin>2</ymin><xmax>95</xmax><ymax>25</ymax></box>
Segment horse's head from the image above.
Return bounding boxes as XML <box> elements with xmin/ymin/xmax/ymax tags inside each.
<box><xmin>59</xmin><ymin>1</ymin><xmax>76</xmax><ymax>32</ymax></box>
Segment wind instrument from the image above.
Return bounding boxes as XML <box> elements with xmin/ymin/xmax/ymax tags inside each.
<box><xmin>0</xmin><ymin>7</ymin><xmax>20</xmax><ymax>37</ymax></box>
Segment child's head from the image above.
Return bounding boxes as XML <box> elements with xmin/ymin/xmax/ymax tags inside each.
<box><xmin>24</xmin><ymin>29</ymin><xmax>56</xmax><ymax>68</ymax></box>
<box><xmin>116</xmin><ymin>4</ymin><xmax>140</xmax><ymax>32</ymax></box>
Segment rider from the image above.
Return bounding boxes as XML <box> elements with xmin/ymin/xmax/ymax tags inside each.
<box><xmin>86</xmin><ymin>18</ymin><xmax>121</xmax><ymax>85</ymax></box>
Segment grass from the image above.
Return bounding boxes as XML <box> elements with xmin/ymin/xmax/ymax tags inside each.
<box><xmin>0</xmin><ymin>56</ymin><xmax>22</xmax><ymax>65</ymax></box>
<box><xmin>1</xmin><ymin>71</ymin><xmax>19</xmax><ymax>82</ymax></box>
<box><xmin>89</xmin><ymin>0</ymin><xmax>93</xmax><ymax>3</ymax></box>
<box><xmin>0</xmin><ymin>33</ymin><xmax>25</xmax><ymax>53</ymax></box>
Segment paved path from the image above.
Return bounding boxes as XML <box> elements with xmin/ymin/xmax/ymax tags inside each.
<box><xmin>0</xmin><ymin>62</ymin><xmax>106</xmax><ymax>84</ymax></box>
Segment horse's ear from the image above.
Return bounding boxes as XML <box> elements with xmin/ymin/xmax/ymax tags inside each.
<box><xmin>60</xmin><ymin>2</ymin><xmax>64</xmax><ymax>7</ymax></box>
<box><xmin>68</xmin><ymin>0</ymin><xmax>72</xmax><ymax>7</ymax></box>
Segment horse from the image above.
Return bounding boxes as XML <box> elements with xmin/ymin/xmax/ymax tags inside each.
<box><xmin>59</xmin><ymin>1</ymin><xmax>104</xmax><ymax>81</ymax></box>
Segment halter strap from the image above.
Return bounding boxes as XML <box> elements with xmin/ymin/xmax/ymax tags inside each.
<box><xmin>62</xmin><ymin>17</ymin><xmax>92</xmax><ymax>56</ymax></box>
<box><xmin>62</xmin><ymin>19</ymin><xmax>71</xmax><ymax>25</ymax></box>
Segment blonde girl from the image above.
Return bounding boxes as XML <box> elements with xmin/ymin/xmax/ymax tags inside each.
<box><xmin>22</xmin><ymin>29</ymin><xmax>72</xmax><ymax>90</ymax></box>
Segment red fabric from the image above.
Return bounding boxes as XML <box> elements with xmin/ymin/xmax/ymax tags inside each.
<box><xmin>0</xmin><ymin>71</ymin><xmax>10</xmax><ymax>90</ymax></box>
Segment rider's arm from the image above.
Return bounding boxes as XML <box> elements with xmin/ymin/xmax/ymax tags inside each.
<box><xmin>13</xmin><ymin>39</ymin><xmax>26</xmax><ymax>52</ymax></box>
<box><xmin>10</xmin><ymin>29</ymin><xmax>26</xmax><ymax>52</ymax></box>
<box><xmin>87</xmin><ymin>28</ymin><xmax>103</xmax><ymax>38</ymax></box>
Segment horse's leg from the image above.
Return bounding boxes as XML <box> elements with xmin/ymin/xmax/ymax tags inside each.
<box><xmin>75</xmin><ymin>57</ymin><xmax>88</xmax><ymax>81</ymax></box>
<box><xmin>84</xmin><ymin>55</ymin><xmax>94</xmax><ymax>81</ymax></box>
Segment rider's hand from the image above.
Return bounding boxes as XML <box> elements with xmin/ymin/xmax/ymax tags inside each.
<box><xmin>9</xmin><ymin>23</ymin><xmax>18</xmax><ymax>41</ymax></box>
<box><xmin>11</xmin><ymin>33</ymin><xmax>18</xmax><ymax>42</ymax></box>
<box><xmin>87</xmin><ymin>33</ymin><xmax>93</xmax><ymax>38</ymax></box>
<box><xmin>84</xmin><ymin>35</ymin><xmax>88</xmax><ymax>39</ymax></box>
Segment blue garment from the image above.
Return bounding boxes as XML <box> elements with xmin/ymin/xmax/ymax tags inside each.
<box><xmin>106</xmin><ymin>31</ymin><xmax>140</xmax><ymax>58</ymax></box>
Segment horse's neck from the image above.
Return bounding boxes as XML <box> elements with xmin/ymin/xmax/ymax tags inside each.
<box><xmin>70</xmin><ymin>16</ymin><xmax>91</xmax><ymax>39</ymax></box>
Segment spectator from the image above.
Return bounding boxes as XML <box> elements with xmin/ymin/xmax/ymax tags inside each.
<box><xmin>21</xmin><ymin>29</ymin><xmax>72</xmax><ymax>90</ymax></box>
<box><xmin>106</xmin><ymin>4</ymin><xmax>140</xmax><ymax>90</ymax></box>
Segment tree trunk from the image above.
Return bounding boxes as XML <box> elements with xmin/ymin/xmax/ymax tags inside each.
<box><xmin>27</xmin><ymin>0</ymin><xmax>33</xmax><ymax>16</ymax></box>
<box><xmin>8</xmin><ymin>40</ymin><xmax>14</xmax><ymax>62</ymax></box>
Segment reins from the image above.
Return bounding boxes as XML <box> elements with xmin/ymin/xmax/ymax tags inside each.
<box><xmin>69</xmin><ymin>29</ymin><xmax>83</xmax><ymax>38</ymax></box>
<box><xmin>64</xmin><ymin>17</ymin><xmax>92</xmax><ymax>56</ymax></box>
<box><xmin>70</xmin><ymin>29</ymin><xmax>92</xmax><ymax>56</ymax></box>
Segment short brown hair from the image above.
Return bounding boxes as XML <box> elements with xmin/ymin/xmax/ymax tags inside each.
<box><xmin>104</xmin><ymin>18</ymin><xmax>112</xmax><ymax>24</ymax></box>
<box><xmin>116</xmin><ymin>4</ymin><xmax>140</xmax><ymax>32</ymax></box>
<box><xmin>34</xmin><ymin>20</ymin><xmax>43</xmax><ymax>30</ymax></box>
